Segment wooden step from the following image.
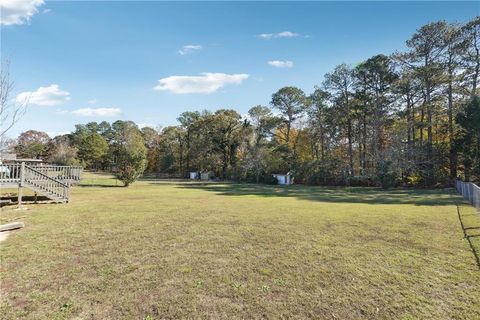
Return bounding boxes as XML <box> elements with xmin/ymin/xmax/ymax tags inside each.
<box><xmin>24</xmin><ymin>183</ymin><xmax>67</xmax><ymax>203</ymax></box>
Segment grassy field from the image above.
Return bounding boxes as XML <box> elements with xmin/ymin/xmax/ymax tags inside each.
<box><xmin>1</xmin><ymin>172</ymin><xmax>479</xmax><ymax>319</ymax></box>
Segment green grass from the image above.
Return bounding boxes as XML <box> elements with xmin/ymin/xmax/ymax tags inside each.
<box><xmin>1</xmin><ymin>172</ymin><xmax>479</xmax><ymax>319</ymax></box>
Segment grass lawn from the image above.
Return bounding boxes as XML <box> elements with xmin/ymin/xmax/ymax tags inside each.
<box><xmin>1</xmin><ymin>172</ymin><xmax>479</xmax><ymax>319</ymax></box>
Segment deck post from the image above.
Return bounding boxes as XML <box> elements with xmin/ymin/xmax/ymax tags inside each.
<box><xmin>18</xmin><ymin>162</ymin><xmax>25</xmax><ymax>208</ymax></box>
<box><xmin>63</xmin><ymin>185</ymin><xmax>68</xmax><ymax>203</ymax></box>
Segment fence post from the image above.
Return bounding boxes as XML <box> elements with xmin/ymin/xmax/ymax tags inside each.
<box><xmin>63</xmin><ymin>184</ymin><xmax>68</xmax><ymax>203</ymax></box>
<box><xmin>17</xmin><ymin>162</ymin><xmax>25</xmax><ymax>208</ymax></box>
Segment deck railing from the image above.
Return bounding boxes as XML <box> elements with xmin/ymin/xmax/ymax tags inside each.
<box><xmin>29</xmin><ymin>165</ymin><xmax>83</xmax><ymax>182</ymax></box>
<box><xmin>24</xmin><ymin>165</ymin><xmax>70</xmax><ymax>202</ymax></box>
<box><xmin>1</xmin><ymin>163</ymin><xmax>82</xmax><ymax>203</ymax></box>
<box><xmin>0</xmin><ymin>163</ymin><xmax>82</xmax><ymax>183</ymax></box>
<box><xmin>0</xmin><ymin>163</ymin><xmax>22</xmax><ymax>183</ymax></box>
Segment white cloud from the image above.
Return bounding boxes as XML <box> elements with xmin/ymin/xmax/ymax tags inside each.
<box><xmin>88</xmin><ymin>98</ymin><xmax>98</xmax><ymax>105</ymax></box>
<box><xmin>153</xmin><ymin>73</ymin><xmax>249</xmax><ymax>94</ymax></box>
<box><xmin>268</xmin><ymin>60</ymin><xmax>294</xmax><ymax>68</ymax></box>
<box><xmin>178</xmin><ymin>44</ymin><xmax>202</xmax><ymax>55</ymax></box>
<box><xmin>16</xmin><ymin>84</ymin><xmax>70</xmax><ymax>106</ymax></box>
<box><xmin>0</xmin><ymin>0</ymin><xmax>45</xmax><ymax>25</ymax></box>
<box><xmin>71</xmin><ymin>107</ymin><xmax>121</xmax><ymax>117</ymax></box>
<box><xmin>259</xmin><ymin>31</ymin><xmax>303</xmax><ymax>39</ymax></box>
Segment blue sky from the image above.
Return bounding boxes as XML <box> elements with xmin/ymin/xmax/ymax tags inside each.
<box><xmin>2</xmin><ymin>1</ymin><xmax>478</xmax><ymax>137</ymax></box>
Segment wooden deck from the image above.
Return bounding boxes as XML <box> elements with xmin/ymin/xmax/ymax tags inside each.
<box><xmin>0</xmin><ymin>163</ymin><xmax>82</xmax><ymax>204</ymax></box>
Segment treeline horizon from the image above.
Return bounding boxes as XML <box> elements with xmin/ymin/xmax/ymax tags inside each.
<box><xmin>5</xmin><ymin>17</ymin><xmax>480</xmax><ymax>187</ymax></box>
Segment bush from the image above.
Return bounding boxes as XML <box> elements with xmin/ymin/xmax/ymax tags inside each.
<box><xmin>405</xmin><ymin>172</ymin><xmax>422</xmax><ymax>187</ymax></box>
<box><xmin>114</xmin><ymin>125</ymin><xmax>147</xmax><ymax>187</ymax></box>
<box><xmin>375</xmin><ymin>160</ymin><xmax>399</xmax><ymax>189</ymax></box>
<box><xmin>348</xmin><ymin>175</ymin><xmax>374</xmax><ymax>187</ymax></box>
<box><xmin>260</xmin><ymin>174</ymin><xmax>278</xmax><ymax>185</ymax></box>
<box><xmin>293</xmin><ymin>160</ymin><xmax>343</xmax><ymax>185</ymax></box>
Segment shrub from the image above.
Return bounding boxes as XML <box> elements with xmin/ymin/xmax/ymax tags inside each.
<box><xmin>260</xmin><ymin>173</ymin><xmax>278</xmax><ymax>185</ymax></box>
<box><xmin>348</xmin><ymin>175</ymin><xmax>374</xmax><ymax>187</ymax></box>
<box><xmin>375</xmin><ymin>160</ymin><xmax>399</xmax><ymax>189</ymax></box>
<box><xmin>114</xmin><ymin>124</ymin><xmax>147</xmax><ymax>187</ymax></box>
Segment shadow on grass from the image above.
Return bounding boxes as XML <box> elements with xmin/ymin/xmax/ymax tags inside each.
<box><xmin>456</xmin><ymin>204</ymin><xmax>480</xmax><ymax>269</ymax></box>
<box><xmin>1</xmin><ymin>195</ymin><xmax>56</xmax><ymax>207</ymax></box>
<box><xmin>78</xmin><ymin>184</ymin><xmax>124</xmax><ymax>188</ymax></box>
<box><xmin>145</xmin><ymin>179</ymin><xmax>227</xmax><ymax>186</ymax></box>
<box><xmin>175</xmin><ymin>183</ymin><xmax>460</xmax><ymax>206</ymax></box>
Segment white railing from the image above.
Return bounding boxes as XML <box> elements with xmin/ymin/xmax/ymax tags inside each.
<box><xmin>0</xmin><ymin>163</ymin><xmax>82</xmax><ymax>183</ymax></box>
<box><xmin>24</xmin><ymin>165</ymin><xmax>70</xmax><ymax>202</ymax></box>
<box><xmin>0</xmin><ymin>163</ymin><xmax>82</xmax><ymax>203</ymax></box>
<box><xmin>31</xmin><ymin>165</ymin><xmax>83</xmax><ymax>182</ymax></box>
<box><xmin>0</xmin><ymin>163</ymin><xmax>22</xmax><ymax>183</ymax></box>
<box><xmin>456</xmin><ymin>180</ymin><xmax>480</xmax><ymax>213</ymax></box>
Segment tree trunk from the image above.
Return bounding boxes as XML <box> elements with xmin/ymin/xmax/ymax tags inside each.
<box><xmin>420</xmin><ymin>104</ymin><xmax>424</xmax><ymax>145</ymax></box>
<box><xmin>347</xmin><ymin>119</ymin><xmax>354</xmax><ymax>176</ymax></box>
<box><xmin>186</xmin><ymin>129</ymin><xmax>190</xmax><ymax>172</ymax></box>
<box><xmin>286</xmin><ymin>120</ymin><xmax>291</xmax><ymax>144</ymax></box>
<box><xmin>447</xmin><ymin>74</ymin><xmax>457</xmax><ymax>180</ymax></box>
<box><xmin>345</xmin><ymin>88</ymin><xmax>354</xmax><ymax>177</ymax></box>
<box><xmin>426</xmin><ymin>100</ymin><xmax>434</xmax><ymax>184</ymax></box>
<box><xmin>358</xmin><ymin>138</ymin><xmax>362</xmax><ymax>175</ymax></box>
<box><xmin>362</xmin><ymin>113</ymin><xmax>367</xmax><ymax>174</ymax></box>
<box><xmin>473</xmin><ymin>28</ymin><xmax>479</xmax><ymax>97</ymax></box>
<box><xmin>222</xmin><ymin>148</ymin><xmax>228</xmax><ymax>180</ymax></box>
<box><xmin>320</xmin><ymin>127</ymin><xmax>325</xmax><ymax>161</ymax></box>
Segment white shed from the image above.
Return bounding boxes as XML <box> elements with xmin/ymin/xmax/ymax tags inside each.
<box><xmin>200</xmin><ymin>171</ymin><xmax>214</xmax><ymax>181</ymax></box>
<box><xmin>273</xmin><ymin>172</ymin><xmax>293</xmax><ymax>185</ymax></box>
<box><xmin>189</xmin><ymin>171</ymin><xmax>199</xmax><ymax>179</ymax></box>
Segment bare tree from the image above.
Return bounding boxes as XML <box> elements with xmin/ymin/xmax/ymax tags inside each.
<box><xmin>0</xmin><ymin>60</ymin><xmax>27</xmax><ymax>141</ymax></box>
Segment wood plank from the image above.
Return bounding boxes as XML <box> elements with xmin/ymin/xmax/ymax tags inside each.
<box><xmin>0</xmin><ymin>222</ymin><xmax>25</xmax><ymax>232</ymax></box>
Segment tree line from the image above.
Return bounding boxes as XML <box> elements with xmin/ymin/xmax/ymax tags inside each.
<box><xmin>6</xmin><ymin>18</ymin><xmax>480</xmax><ymax>187</ymax></box>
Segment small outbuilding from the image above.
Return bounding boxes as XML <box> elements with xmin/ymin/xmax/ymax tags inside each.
<box><xmin>200</xmin><ymin>171</ymin><xmax>214</xmax><ymax>181</ymax></box>
<box><xmin>189</xmin><ymin>171</ymin><xmax>199</xmax><ymax>180</ymax></box>
<box><xmin>273</xmin><ymin>172</ymin><xmax>293</xmax><ymax>185</ymax></box>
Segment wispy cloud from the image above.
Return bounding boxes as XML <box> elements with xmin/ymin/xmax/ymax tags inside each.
<box><xmin>178</xmin><ymin>44</ymin><xmax>202</xmax><ymax>55</ymax></box>
<box><xmin>268</xmin><ymin>60</ymin><xmax>294</xmax><ymax>68</ymax></box>
<box><xmin>71</xmin><ymin>107</ymin><xmax>121</xmax><ymax>117</ymax></box>
<box><xmin>260</xmin><ymin>31</ymin><xmax>298</xmax><ymax>39</ymax></box>
<box><xmin>0</xmin><ymin>0</ymin><xmax>45</xmax><ymax>25</ymax></box>
<box><xmin>16</xmin><ymin>84</ymin><xmax>70</xmax><ymax>106</ymax></box>
<box><xmin>153</xmin><ymin>73</ymin><xmax>249</xmax><ymax>94</ymax></box>
<box><xmin>88</xmin><ymin>98</ymin><xmax>98</xmax><ymax>105</ymax></box>
<box><xmin>258</xmin><ymin>31</ymin><xmax>309</xmax><ymax>39</ymax></box>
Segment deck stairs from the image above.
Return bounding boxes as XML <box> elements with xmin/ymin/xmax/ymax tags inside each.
<box><xmin>23</xmin><ymin>165</ymin><xmax>69</xmax><ymax>203</ymax></box>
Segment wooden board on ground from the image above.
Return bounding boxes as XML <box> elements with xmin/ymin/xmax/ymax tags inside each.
<box><xmin>0</xmin><ymin>222</ymin><xmax>25</xmax><ymax>232</ymax></box>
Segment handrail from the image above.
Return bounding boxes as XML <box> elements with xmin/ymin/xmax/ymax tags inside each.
<box><xmin>0</xmin><ymin>163</ymin><xmax>82</xmax><ymax>183</ymax></box>
<box><xmin>25</xmin><ymin>165</ymin><xmax>69</xmax><ymax>187</ymax></box>
<box><xmin>24</xmin><ymin>165</ymin><xmax>70</xmax><ymax>202</ymax></box>
<box><xmin>0</xmin><ymin>163</ymin><xmax>22</xmax><ymax>183</ymax></box>
<box><xmin>26</xmin><ymin>165</ymin><xmax>82</xmax><ymax>181</ymax></box>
